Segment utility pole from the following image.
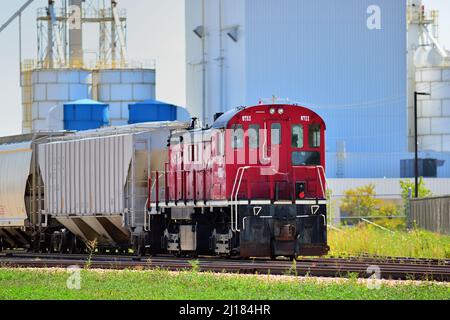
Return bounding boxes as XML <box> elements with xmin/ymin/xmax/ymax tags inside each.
<box><xmin>414</xmin><ymin>91</ymin><xmax>431</xmax><ymax>198</ymax></box>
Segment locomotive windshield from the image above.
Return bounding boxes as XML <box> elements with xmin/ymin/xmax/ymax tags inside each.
<box><xmin>291</xmin><ymin>125</ymin><xmax>304</xmax><ymax>148</ymax></box>
<box><xmin>248</xmin><ymin>124</ymin><xmax>260</xmax><ymax>149</ymax></box>
<box><xmin>271</xmin><ymin>123</ymin><xmax>281</xmax><ymax>145</ymax></box>
<box><xmin>292</xmin><ymin>151</ymin><xmax>321</xmax><ymax>166</ymax></box>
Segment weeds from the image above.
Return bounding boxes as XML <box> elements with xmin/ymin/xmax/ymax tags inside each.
<box><xmin>328</xmin><ymin>226</ymin><xmax>450</xmax><ymax>259</ymax></box>
<box><xmin>289</xmin><ymin>259</ymin><xmax>298</xmax><ymax>276</ymax></box>
<box><xmin>188</xmin><ymin>260</ymin><xmax>200</xmax><ymax>273</ymax></box>
<box><xmin>84</xmin><ymin>239</ymin><xmax>98</xmax><ymax>269</ymax></box>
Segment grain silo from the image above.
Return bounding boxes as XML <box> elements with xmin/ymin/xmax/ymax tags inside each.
<box><xmin>27</xmin><ymin>69</ymin><xmax>92</xmax><ymax>132</ymax></box>
<box><xmin>410</xmin><ymin>3</ymin><xmax>450</xmax><ymax>152</ymax></box>
<box><xmin>96</xmin><ymin>68</ymin><xmax>156</xmax><ymax>126</ymax></box>
<box><xmin>21</xmin><ymin>0</ymin><xmax>156</xmax><ymax>133</ymax></box>
<box><xmin>415</xmin><ymin>57</ymin><xmax>450</xmax><ymax>152</ymax></box>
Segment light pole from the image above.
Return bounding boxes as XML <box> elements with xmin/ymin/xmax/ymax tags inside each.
<box><xmin>414</xmin><ymin>91</ymin><xmax>431</xmax><ymax>198</ymax></box>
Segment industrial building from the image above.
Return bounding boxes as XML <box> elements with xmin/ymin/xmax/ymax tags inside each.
<box><xmin>19</xmin><ymin>0</ymin><xmax>158</xmax><ymax>133</ymax></box>
<box><xmin>185</xmin><ymin>0</ymin><xmax>450</xmax><ymax>179</ymax></box>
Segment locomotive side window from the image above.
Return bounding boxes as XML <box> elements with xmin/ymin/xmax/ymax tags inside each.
<box><xmin>271</xmin><ymin>123</ymin><xmax>281</xmax><ymax>145</ymax></box>
<box><xmin>309</xmin><ymin>124</ymin><xmax>321</xmax><ymax>148</ymax></box>
<box><xmin>291</xmin><ymin>125</ymin><xmax>304</xmax><ymax>148</ymax></box>
<box><xmin>231</xmin><ymin>124</ymin><xmax>244</xmax><ymax>149</ymax></box>
<box><xmin>249</xmin><ymin>124</ymin><xmax>260</xmax><ymax>149</ymax></box>
<box><xmin>190</xmin><ymin>144</ymin><xmax>197</xmax><ymax>161</ymax></box>
<box><xmin>216</xmin><ymin>132</ymin><xmax>224</xmax><ymax>156</ymax></box>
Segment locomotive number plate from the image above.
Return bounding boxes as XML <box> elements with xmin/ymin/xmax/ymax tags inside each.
<box><xmin>300</xmin><ymin>115</ymin><xmax>310</xmax><ymax>122</ymax></box>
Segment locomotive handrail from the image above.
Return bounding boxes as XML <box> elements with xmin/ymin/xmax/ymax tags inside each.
<box><xmin>230</xmin><ymin>166</ymin><xmax>250</xmax><ymax>232</ymax></box>
<box><xmin>231</xmin><ymin>165</ymin><xmax>296</xmax><ymax>231</ymax></box>
<box><xmin>149</xmin><ymin>168</ymin><xmax>211</xmax><ymax>206</ymax></box>
<box><xmin>231</xmin><ymin>165</ymin><xmax>280</xmax><ymax>232</ymax></box>
<box><xmin>148</xmin><ymin>171</ymin><xmax>164</xmax><ymax>210</ymax></box>
<box><xmin>230</xmin><ymin>166</ymin><xmax>288</xmax><ymax>232</ymax></box>
<box><xmin>316</xmin><ymin>165</ymin><xmax>327</xmax><ymax>199</ymax></box>
<box><xmin>144</xmin><ymin>199</ymin><xmax>150</xmax><ymax>231</ymax></box>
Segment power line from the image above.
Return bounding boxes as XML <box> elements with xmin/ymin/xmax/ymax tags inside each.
<box><xmin>0</xmin><ymin>0</ymin><xmax>35</xmax><ymax>34</ymax></box>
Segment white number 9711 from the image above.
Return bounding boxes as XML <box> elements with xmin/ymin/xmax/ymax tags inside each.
<box><xmin>300</xmin><ymin>115</ymin><xmax>310</xmax><ymax>122</ymax></box>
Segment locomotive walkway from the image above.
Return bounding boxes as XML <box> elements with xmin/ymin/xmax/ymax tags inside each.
<box><xmin>0</xmin><ymin>252</ymin><xmax>449</xmax><ymax>282</ymax></box>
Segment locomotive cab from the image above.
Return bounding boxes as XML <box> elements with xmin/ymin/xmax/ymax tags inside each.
<box><xmin>219</xmin><ymin>104</ymin><xmax>329</xmax><ymax>258</ymax></box>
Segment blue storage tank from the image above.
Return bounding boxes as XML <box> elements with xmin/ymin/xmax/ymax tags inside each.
<box><xmin>64</xmin><ymin>99</ymin><xmax>109</xmax><ymax>131</ymax></box>
<box><xmin>128</xmin><ymin>99</ymin><xmax>191</xmax><ymax>124</ymax></box>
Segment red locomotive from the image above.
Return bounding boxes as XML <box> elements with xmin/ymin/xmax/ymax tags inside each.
<box><xmin>149</xmin><ymin>103</ymin><xmax>329</xmax><ymax>259</ymax></box>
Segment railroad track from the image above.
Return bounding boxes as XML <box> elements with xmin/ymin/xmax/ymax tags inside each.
<box><xmin>0</xmin><ymin>252</ymin><xmax>449</xmax><ymax>282</ymax></box>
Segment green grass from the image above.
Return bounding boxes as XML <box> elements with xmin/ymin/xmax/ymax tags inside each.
<box><xmin>0</xmin><ymin>269</ymin><xmax>449</xmax><ymax>300</ymax></box>
<box><xmin>328</xmin><ymin>226</ymin><xmax>450</xmax><ymax>259</ymax></box>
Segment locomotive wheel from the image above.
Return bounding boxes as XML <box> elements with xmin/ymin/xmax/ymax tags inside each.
<box><xmin>41</xmin><ymin>233</ymin><xmax>51</xmax><ymax>253</ymax></box>
<box><xmin>31</xmin><ymin>233</ymin><xmax>40</xmax><ymax>253</ymax></box>
<box><xmin>68</xmin><ymin>235</ymin><xmax>76</xmax><ymax>254</ymax></box>
<box><xmin>50</xmin><ymin>233</ymin><xmax>63</xmax><ymax>253</ymax></box>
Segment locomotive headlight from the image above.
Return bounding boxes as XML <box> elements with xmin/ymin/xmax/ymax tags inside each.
<box><xmin>296</xmin><ymin>182</ymin><xmax>306</xmax><ymax>199</ymax></box>
<box><xmin>269</xmin><ymin>108</ymin><xmax>276</xmax><ymax>115</ymax></box>
<box><xmin>278</xmin><ymin>108</ymin><xmax>284</xmax><ymax>115</ymax></box>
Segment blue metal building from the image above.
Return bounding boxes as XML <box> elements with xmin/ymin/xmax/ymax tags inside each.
<box><xmin>185</xmin><ymin>0</ymin><xmax>450</xmax><ymax>178</ymax></box>
<box><xmin>64</xmin><ymin>99</ymin><xmax>109</xmax><ymax>131</ymax></box>
<box><xmin>128</xmin><ymin>99</ymin><xmax>191</xmax><ymax>124</ymax></box>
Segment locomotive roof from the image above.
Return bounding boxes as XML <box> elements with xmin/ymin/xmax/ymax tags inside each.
<box><xmin>212</xmin><ymin>104</ymin><xmax>326</xmax><ymax>129</ymax></box>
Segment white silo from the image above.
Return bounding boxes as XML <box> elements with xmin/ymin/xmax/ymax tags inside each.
<box><xmin>412</xmin><ymin>5</ymin><xmax>450</xmax><ymax>152</ymax></box>
<box><xmin>407</xmin><ymin>0</ymin><xmax>423</xmax><ymax>150</ymax></box>
<box><xmin>415</xmin><ymin>58</ymin><xmax>450</xmax><ymax>152</ymax></box>
<box><xmin>29</xmin><ymin>69</ymin><xmax>91</xmax><ymax>132</ymax></box>
<box><xmin>96</xmin><ymin>68</ymin><xmax>156</xmax><ymax>126</ymax></box>
<box><xmin>21</xmin><ymin>1</ymin><xmax>156</xmax><ymax>132</ymax></box>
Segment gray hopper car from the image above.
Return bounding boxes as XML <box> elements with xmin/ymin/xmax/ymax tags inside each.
<box><xmin>0</xmin><ymin>122</ymin><xmax>188</xmax><ymax>253</ymax></box>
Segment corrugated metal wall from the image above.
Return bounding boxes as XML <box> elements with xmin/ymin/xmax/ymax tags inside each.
<box><xmin>185</xmin><ymin>0</ymin><xmax>429</xmax><ymax>178</ymax></box>
<box><xmin>410</xmin><ymin>196</ymin><xmax>450</xmax><ymax>235</ymax></box>
<box><xmin>245</xmin><ymin>0</ymin><xmax>407</xmax><ymax>154</ymax></box>
<box><xmin>38</xmin><ymin>135</ymin><xmax>133</xmax><ymax>216</ymax></box>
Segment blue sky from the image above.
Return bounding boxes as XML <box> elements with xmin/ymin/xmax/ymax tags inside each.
<box><xmin>0</xmin><ymin>0</ymin><xmax>448</xmax><ymax>136</ymax></box>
